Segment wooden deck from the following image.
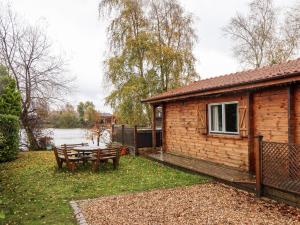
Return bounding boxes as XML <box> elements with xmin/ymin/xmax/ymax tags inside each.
<box><xmin>145</xmin><ymin>152</ymin><xmax>255</xmax><ymax>190</ymax></box>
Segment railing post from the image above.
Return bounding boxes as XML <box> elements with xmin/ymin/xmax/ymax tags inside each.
<box><xmin>161</xmin><ymin>103</ymin><xmax>165</xmax><ymax>152</ymax></box>
<box><xmin>288</xmin><ymin>85</ymin><xmax>296</xmax><ymax>179</ymax></box>
<box><xmin>121</xmin><ymin>124</ymin><xmax>125</xmax><ymax>146</ymax></box>
<box><xmin>111</xmin><ymin>124</ymin><xmax>114</xmax><ymax>142</ymax></box>
<box><xmin>134</xmin><ymin>125</ymin><xmax>138</xmax><ymax>156</ymax></box>
<box><xmin>97</xmin><ymin>131</ymin><xmax>100</xmax><ymax>146</ymax></box>
<box><xmin>152</xmin><ymin>105</ymin><xmax>157</xmax><ymax>149</ymax></box>
<box><xmin>256</xmin><ymin>135</ymin><xmax>263</xmax><ymax>197</ymax></box>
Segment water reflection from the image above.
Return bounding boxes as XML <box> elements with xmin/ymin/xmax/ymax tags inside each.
<box><xmin>20</xmin><ymin>128</ymin><xmax>111</xmax><ymax>150</ymax></box>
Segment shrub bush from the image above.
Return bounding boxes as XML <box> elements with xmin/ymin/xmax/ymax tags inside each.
<box><xmin>0</xmin><ymin>114</ymin><xmax>20</xmax><ymax>162</ymax></box>
<box><xmin>0</xmin><ymin>74</ymin><xmax>21</xmax><ymax>117</ymax></box>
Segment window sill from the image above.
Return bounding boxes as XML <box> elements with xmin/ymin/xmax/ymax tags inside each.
<box><xmin>207</xmin><ymin>133</ymin><xmax>244</xmax><ymax>140</ymax></box>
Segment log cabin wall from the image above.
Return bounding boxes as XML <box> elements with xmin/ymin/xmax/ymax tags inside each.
<box><xmin>251</xmin><ymin>87</ymin><xmax>290</xmax><ymax>177</ymax></box>
<box><xmin>253</xmin><ymin>86</ymin><xmax>300</xmax><ymax>188</ymax></box>
<box><xmin>164</xmin><ymin>94</ymin><xmax>249</xmax><ymax>171</ymax></box>
<box><xmin>164</xmin><ymin>85</ymin><xmax>300</xmax><ymax>172</ymax></box>
<box><xmin>253</xmin><ymin>88</ymin><xmax>289</xmax><ymax>143</ymax></box>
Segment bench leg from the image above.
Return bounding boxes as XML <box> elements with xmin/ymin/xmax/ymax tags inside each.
<box><xmin>67</xmin><ymin>162</ymin><xmax>76</xmax><ymax>172</ymax></box>
<box><xmin>92</xmin><ymin>161</ymin><xmax>100</xmax><ymax>172</ymax></box>
<box><xmin>58</xmin><ymin>159</ymin><xmax>63</xmax><ymax>169</ymax></box>
<box><xmin>113</xmin><ymin>158</ymin><xmax>119</xmax><ymax>169</ymax></box>
<box><xmin>71</xmin><ymin>163</ymin><xmax>76</xmax><ymax>172</ymax></box>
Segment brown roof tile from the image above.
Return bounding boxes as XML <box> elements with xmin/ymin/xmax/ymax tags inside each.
<box><xmin>143</xmin><ymin>58</ymin><xmax>300</xmax><ymax>102</ymax></box>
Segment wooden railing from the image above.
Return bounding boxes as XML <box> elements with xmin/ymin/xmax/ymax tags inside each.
<box><xmin>112</xmin><ymin>125</ymin><xmax>162</xmax><ymax>155</ymax></box>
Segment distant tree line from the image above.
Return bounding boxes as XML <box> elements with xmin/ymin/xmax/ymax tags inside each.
<box><xmin>46</xmin><ymin>101</ymin><xmax>103</xmax><ymax>129</ymax></box>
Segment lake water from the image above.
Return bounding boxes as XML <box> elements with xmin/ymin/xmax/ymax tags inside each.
<box><xmin>21</xmin><ymin>128</ymin><xmax>111</xmax><ymax>149</ymax></box>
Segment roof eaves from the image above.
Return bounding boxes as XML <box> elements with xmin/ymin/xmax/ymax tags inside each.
<box><xmin>141</xmin><ymin>71</ymin><xmax>300</xmax><ymax>103</ymax></box>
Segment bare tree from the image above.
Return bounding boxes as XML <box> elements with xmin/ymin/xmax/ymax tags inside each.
<box><xmin>0</xmin><ymin>4</ymin><xmax>72</xmax><ymax>150</ymax></box>
<box><xmin>224</xmin><ymin>0</ymin><xmax>300</xmax><ymax>69</ymax></box>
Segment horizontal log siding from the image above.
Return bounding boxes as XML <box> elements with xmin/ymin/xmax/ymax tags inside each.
<box><xmin>164</xmin><ymin>94</ymin><xmax>249</xmax><ymax>171</ymax></box>
<box><xmin>294</xmin><ymin>87</ymin><xmax>300</xmax><ymax>143</ymax></box>
<box><xmin>253</xmin><ymin>88</ymin><xmax>288</xmax><ymax>143</ymax></box>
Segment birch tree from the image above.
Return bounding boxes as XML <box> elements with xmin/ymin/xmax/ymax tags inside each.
<box><xmin>99</xmin><ymin>0</ymin><xmax>198</xmax><ymax>126</ymax></box>
<box><xmin>224</xmin><ymin>0</ymin><xmax>300</xmax><ymax>68</ymax></box>
<box><xmin>149</xmin><ymin>0</ymin><xmax>197</xmax><ymax>91</ymax></box>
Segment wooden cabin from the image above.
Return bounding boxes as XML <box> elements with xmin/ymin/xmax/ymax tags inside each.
<box><xmin>100</xmin><ymin>113</ymin><xmax>115</xmax><ymax>126</ymax></box>
<box><xmin>142</xmin><ymin>58</ymin><xmax>300</xmax><ymax>180</ymax></box>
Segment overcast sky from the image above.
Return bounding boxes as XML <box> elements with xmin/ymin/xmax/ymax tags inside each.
<box><xmin>9</xmin><ymin>0</ymin><xmax>296</xmax><ymax>112</ymax></box>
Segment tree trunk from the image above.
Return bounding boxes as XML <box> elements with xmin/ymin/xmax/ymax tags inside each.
<box><xmin>25</xmin><ymin>127</ymin><xmax>40</xmax><ymax>150</ymax></box>
<box><xmin>21</xmin><ymin>113</ymin><xmax>40</xmax><ymax>150</ymax></box>
<box><xmin>24</xmin><ymin>127</ymin><xmax>40</xmax><ymax>151</ymax></box>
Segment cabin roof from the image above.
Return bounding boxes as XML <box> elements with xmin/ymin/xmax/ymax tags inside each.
<box><xmin>142</xmin><ymin>58</ymin><xmax>300</xmax><ymax>103</ymax></box>
<box><xmin>100</xmin><ymin>112</ymin><xmax>113</xmax><ymax>117</ymax></box>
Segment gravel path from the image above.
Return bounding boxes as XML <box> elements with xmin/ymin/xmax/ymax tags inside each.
<box><xmin>77</xmin><ymin>183</ymin><xmax>300</xmax><ymax>225</ymax></box>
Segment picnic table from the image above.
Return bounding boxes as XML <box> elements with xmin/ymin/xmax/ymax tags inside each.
<box><xmin>72</xmin><ymin>146</ymin><xmax>101</xmax><ymax>154</ymax></box>
<box><xmin>54</xmin><ymin>144</ymin><xmax>120</xmax><ymax>172</ymax></box>
<box><xmin>72</xmin><ymin>146</ymin><xmax>101</xmax><ymax>164</ymax></box>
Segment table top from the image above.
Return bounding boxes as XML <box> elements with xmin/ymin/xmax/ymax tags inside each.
<box><xmin>72</xmin><ymin>146</ymin><xmax>102</xmax><ymax>151</ymax></box>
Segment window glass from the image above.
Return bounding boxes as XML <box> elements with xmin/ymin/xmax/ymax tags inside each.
<box><xmin>209</xmin><ymin>102</ymin><xmax>238</xmax><ymax>134</ymax></box>
<box><xmin>211</xmin><ymin>104</ymin><xmax>222</xmax><ymax>131</ymax></box>
<box><xmin>225</xmin><ymin>103</ymin><xmax>238</xmax><ymax>132</ymax></box>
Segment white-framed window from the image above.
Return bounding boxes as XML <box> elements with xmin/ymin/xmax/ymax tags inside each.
<box><xmin>208</xmin><ymin>102</ymin><xmax>239</xmax><ymax>135</ymax></box>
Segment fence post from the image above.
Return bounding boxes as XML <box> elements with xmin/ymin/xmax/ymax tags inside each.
<box><xmin>134</xmin><ymin>125</ymin><xmax>138</xmax><ymax>156</ymax></box>
<box><xmin>121</xmin><ymin>125</ymin><xmax>125</xmax><ymax>146</ymax></box>
<box><xmin>256</xmin><ymin>135</ymin><xmax>263</xmax><ymax>197</ymax></box>
<box><xmin>111</xmin><ymin>124</ymin><xmax>114</xmax><ymax>142</ymax></box>
<box><xmin>97</xmin><ymin>133</ymin><xmax>100</xmax><ymax>146</ymax></box>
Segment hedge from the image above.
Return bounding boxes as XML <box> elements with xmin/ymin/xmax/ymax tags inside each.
<box><xmin>0</xmin><ymin>75</ymin><xmax>22</xmax><ymax>117</ymax></box>
<box><xmin>0</xmin><ymin>114</ymin><xmax>20</xmax><ymax>162</ymax></box>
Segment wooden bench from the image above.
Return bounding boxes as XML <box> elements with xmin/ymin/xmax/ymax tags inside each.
<box><xmin>89</xmin><ymin>148</ymin><xmax>120</xmax><ymax>172</ymax></box>
<box><xmin>106</xmin><ymin>142</ymin><xmax>122</xmax><ymax>148</ymax></box>
<box><xmin>53</xmin><ymin>147</ymin><xmax>82</xmax><ymax>172</ymax></box>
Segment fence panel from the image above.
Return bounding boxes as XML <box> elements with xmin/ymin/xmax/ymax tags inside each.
<box><xmin>123</xmin><ymin>127</ymin><xmax>134</xmax><ymax>147</ymax></box>
<box><xmin>112</xmin><ymin>125</ymin><xmax>162</xmax><ymax>148</ymax></box>
<box><xmin>113</xmin><ymin>125</ymin><xmax>123</xmax><ymax>144</ymax></box>
<box><xmin>137</xmin><ymin>130</ymin><xmax>162</xmax><ymax>148</ymax></box>
<box><xmin>262</xmin><ymin>141</ymin><xmax>300</xmax><ymax>195</ymax></box>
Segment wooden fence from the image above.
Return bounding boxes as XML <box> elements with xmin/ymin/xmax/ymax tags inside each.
<box><xmin>256</xmin><ymin>137</ymin><xmax>300</xmax><ymax>205</ymax></box>
<box><xmin>112</xmin><ymin>125</ymin><xmax>162</xmax><ymax>155</ymax></box>
<box><xmin>262</xmin><ymin>141</ymin><xmax>300</xmax><ymax>194</ymax></box>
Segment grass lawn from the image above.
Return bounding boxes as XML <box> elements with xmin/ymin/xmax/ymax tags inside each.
<box><xmin>0</xmin><ymin>152</ymin><xmax>208</xmax><ymax>224</ymax></box>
